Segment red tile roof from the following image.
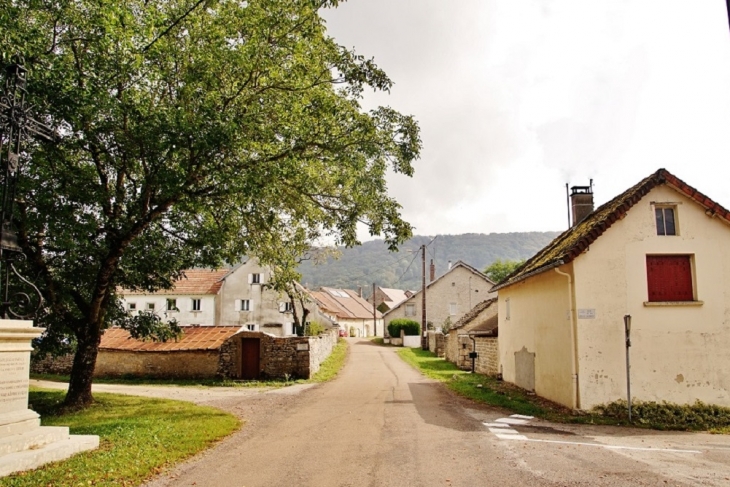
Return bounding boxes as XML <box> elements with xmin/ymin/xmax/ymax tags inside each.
<box><xmin>492</xmin><ymin>168</ymin><xmax>730</xmax><ymax>291</ymax></box>
<box><xmin>123</xmin><ymin>269</ymin><xmax>230</xmax><ymax>296</ymax></box>
<box><xmin>99</xmin><ymin>326</ymin><xmax>240</xmax><ymax>352</ymax></box>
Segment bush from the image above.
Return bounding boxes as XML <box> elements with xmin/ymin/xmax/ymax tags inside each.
<box><xmin>388</xmin><ymin>319</ymin><xmax>420</xmax><ymax>338</ymax></box>
<box><xmin>306</xmin><ymin>321</ymin><xmax>325</xmax><ymax>336</ymax></box>
<box><xmin>593</xmin><ymin>399</ymin><xmax>730</xmax><ymax>431</ymax></box>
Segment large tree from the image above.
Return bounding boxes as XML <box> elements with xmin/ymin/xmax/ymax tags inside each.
<box><xmin>1</xmin><ymin>0</ymin><xmax>420</xmax><ymax>408</ymax></box>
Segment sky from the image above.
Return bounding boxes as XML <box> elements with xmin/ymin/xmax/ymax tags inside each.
<box><xmin>322</xmin><ymin>1</ymin><xmax>730</xmax><ymax>239</ymax></box>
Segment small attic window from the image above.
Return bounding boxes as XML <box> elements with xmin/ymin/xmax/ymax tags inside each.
<box><xmin>655</xmin><ymin>207</ymin><xmax>677</xmax><ymax>236</ymax></box>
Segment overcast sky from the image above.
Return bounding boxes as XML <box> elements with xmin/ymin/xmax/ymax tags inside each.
<box><xmin>322</xmin><ymin>1</ymin><xmax>730</xmax><ymax>239</ymax></box>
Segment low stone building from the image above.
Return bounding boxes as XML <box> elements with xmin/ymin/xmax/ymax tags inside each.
<box><xmin>49</xmin><ymin>326</ymin><xmax>339</xmax><ymax>380</ymax></box>
<box><xmin>444</xmin><ymin>298</ymin><xmax>498</xmax><ymax>374</ymax></box>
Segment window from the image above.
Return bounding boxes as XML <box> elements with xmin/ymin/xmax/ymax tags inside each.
<box><xmin>279</xmin><ymin>301</ymin><xmax>293</xmax><ymax>313</ymax></box>
<box><xmin>191</xmin><ymin>298</ymin><xmax>201</xmax><ymax>311</ymax></box>
<box><xmin>128</xmin><ymin>302</ymin><xmax>137</xmax><ymax>311</ymax></box>
<box><xmin>405</xmin><ymin>303</ymin><xmax>416</xmax><ymax>316</ymax></box>
<box><xmin>449</xmin><ymin>302</ymin><xmax>457</xmax><ymax>315</ymax></box>
<box><xmin>655</xmin><ymin>207</ymin><xmax>677</xmax><ymax>236</ymax></box>
<box><xmin>166</xmin><ymin>299</ymin><xmax>177</xmax><ymax>311</ymax></box>
<box><xmin>240</xmin><ymin>299</ymin><xmax>251</xmax><ymax>311</ymax></box>
<box><xmin>646</xmin><ymin>255</ymin><xmax>693</xmax><ymax>302</ymax></box>
<box><xmin>246</xmin><ymin>324</ymin><xmax>257</xmax><ymax>331</ymax></box>
<box><xmin>146</xmin><ymin>303</ymin><xmax>155</xmax><ymax>311</ymax></box>
<box><xmin>249</xmin><ymin>273</ymin><xmax>262</xmax><ymax>284</ymax></box>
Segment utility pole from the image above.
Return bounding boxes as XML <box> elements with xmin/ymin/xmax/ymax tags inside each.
<box><xmin>421</xmin><ymin>244</ymin><xmax>427</xmax><ymax>349</ymax></box>
<box><xmin>372</xmin><ymin>282</ymin><xmax>377</xmax><ymax>337</ymax></box>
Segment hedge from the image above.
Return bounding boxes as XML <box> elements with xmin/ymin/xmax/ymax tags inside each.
<box><xmin>388</xmin><ymin>319</ymin><xmax>420</xmax><ymax>338</ymax></box>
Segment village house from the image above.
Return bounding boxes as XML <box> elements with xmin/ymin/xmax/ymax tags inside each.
<box><xmin>368</xmin><ymin>286</ymin><xmax>413</xmax><ymax>313</ymax></box>
<box><xmin>383</xmin><ymin>261</ymin><xmax>496</xmax><ymax>333</ymax></box>
<box><xmin>119</xmin><ymin>259</ymin><xmax>332</xmax><ymax>336</ymax></box>
<box><xmin>492</xmin><ymin>169</ymin><xmax>730</xmax><ymax>410</ymax></box>
<box><xmin>309</xmin><ymin>287</ymin><xmax>384</xmax><ymax>337</ymax></box>
<box><xmin>444</xmin><ymin>298</ymin><xmax>498</xmax><ymax>374</ymax></box>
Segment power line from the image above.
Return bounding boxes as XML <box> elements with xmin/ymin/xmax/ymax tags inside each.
<box><xmin>394</xmin><ymin>251</ymin><xmax>420</xmax><ymax>285</ymax></box>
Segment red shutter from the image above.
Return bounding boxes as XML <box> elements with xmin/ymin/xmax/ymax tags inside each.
<box><xmin>646</xmin><ymin>255</ymin><xmax>693</xmax><ymax>302</ymax></box>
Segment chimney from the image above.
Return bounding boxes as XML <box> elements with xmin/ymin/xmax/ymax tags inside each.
<box><xmin>357</xmin><ymin>286</ymin><xmax>363</xmax><ymax>298</ymax></box>
<box><xmin>570</xmin><ymin>180</ymin><xmax>594</xmax><ymax>226</ymax></box>
<box><xmin>429</xmin><ymin>259</ymin><xmax>435</xmax><ymax>282</ymax></box>
<box><xmin>447</xmin><ymin>260</ymin><xmax>452</xmax><ymax>270</ymax></box>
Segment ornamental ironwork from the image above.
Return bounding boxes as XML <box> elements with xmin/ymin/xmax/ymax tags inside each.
<box><xmin>0</xmin><ymin>56</ymin><xmax>54</xmax><ymax>319</ymax></box>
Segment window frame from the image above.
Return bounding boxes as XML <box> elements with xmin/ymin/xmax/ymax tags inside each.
<box><xmin>166</xmin><ymin>298</ymin><xmax>178</xmax><ymax>312</ymax></box>
<box><xmin>146</xmin><ymin>302</ymin><xmax>155</xmax><ymax>312</ymax></box>
<box><xmin>191</xmin><ymin>298</ymin><xmax>202</xmax><ymax>312</ymax></box>
<box><xmin>654</xmin><ymin>205</ymin><xmax>678</xmax><ymax>236</ymax></box>
<box><xmin>240</xmin><ymin>299</ymin><xmax>251</xmax><ymax>311</ymax></box>
<box><xmin>405</xmin><ymin>303</ymin><xmax>416</xmax><ymax>317</ymax></box>
<box><xmin>128</xmin><ymin>302</ymin><xmax>137</xmax><ymax>311</ymax></box>
<box><xmin>449</xmin><ymin>302</ymin><xmax>457</xmax><ymax>316</ymax></box>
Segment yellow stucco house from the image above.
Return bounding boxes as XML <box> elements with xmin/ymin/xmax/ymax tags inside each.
<box><xmin>492</xmin><ymin>169</ymin><xmax>730</xmax><ymax>410</ymax></box>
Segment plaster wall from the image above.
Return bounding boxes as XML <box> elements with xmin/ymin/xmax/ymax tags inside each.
<box><xmin>95</xmin><ymin>350</ymin><xmax>219</xmax><ymax>378</ymax></box>
<box><xmin>572</xmin><ymin>185</ymin><xmax>730</xmax><ymax>409</ymax></box>
<box><xmin>498</xmin><ymin>267</ymin><xmax>575</xmax><ymax>408</ymax></box>
<box><xmin>121</xmin><ymin>295</ymin><xmax>217</xmax><ymax>326</ymax></box>
<box><xmin>384</xmin><ymin>265</ymin><xmax>495</xmax><ymax>333</ymax></box>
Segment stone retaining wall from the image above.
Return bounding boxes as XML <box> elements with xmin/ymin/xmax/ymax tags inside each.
<box><xmin>30</xmin><ymin>353</ymin><xmax>74</xmax><ymax>375</ymax></box>
<box><xmin>444</xmin><ymin>334</ymin><xmax>498</xmax><ymax>375</ymax></box>
<box><xmin>95</xmin><ymin>350</ymin><xmax>219</xmax><ymax>378</ymax></box>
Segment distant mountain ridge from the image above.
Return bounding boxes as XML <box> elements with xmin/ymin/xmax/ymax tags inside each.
<box><xmin>297</xmin><ymin>231</ymin><xmax>561</xmax><ymax>292</ymax></box>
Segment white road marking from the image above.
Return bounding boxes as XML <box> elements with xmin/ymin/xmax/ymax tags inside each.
<box><xmin>489</xmin><ymin>428</ymin><xmax>521</xmax><ymax>435</ymax></box>
<box><xmin>510</xmin><ymin>414</ymin><xmax>534</xmax><ymax>419</ymax></box>
<box><xmin>483</xmin><ymin>422</ymin><xmax>511</xmax><ymax>428</ymax></box>
<box><xmin>510</xmin><ymin>437</ymin><xmax>701</xmax><ymax>454</ymax></box>
<box><xmin>495</xmin><ymin>417</ymin><xmax>530</xmax><ymax>425</ymax></box>
<box><xmin>496</xmin><ymin>433</ymin><xmax>529</xmax><ymax>440</ymax></box>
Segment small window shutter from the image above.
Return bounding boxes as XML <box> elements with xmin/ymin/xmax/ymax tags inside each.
<box><xmin>647</xmin><ymin>255</ymin><xmax>693</xmax><ymax>301</ymax></box>
<box><xmin>260</xmin><ymin>273</ymin><xmax>266</xmax><ymax>284</ymax></box>
<box><xmin>279</xmin><ymin>302</ymin><xmax>285</xmax><ymax>312</ymax></box>
<box><xmin>248</xmin><ymin>274</ymin><xmax>253</xmax><ymax>284</ymax></box>
<box><xmin>235</xmin><ymin>299</ymin><xmax>240</xmax><ymax>311</ymax></box>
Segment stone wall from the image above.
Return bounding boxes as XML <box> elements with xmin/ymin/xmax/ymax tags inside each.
<box><xmin>218</xmin><ymin>330</ymin><xmax>339</xmax><ymax>380</ymax></box>
<box><xmin>95</xmin><ymin>350</ymin><xmax>220</xmax><ymax>378</ymax></box>
<box><xmin>427</xmin><ymin>331</ymin><xmax>445</xmax><ymax>357</ymax></box>
<box><xmin>474</xmin><ymin>337</ymin><xmax>498</xmax><ymax>375</ymax></box>
<box><xmin>30</xmin><ymin>353</ymin><xmax>74</xmax><ymax>375</ymax></box>
<box><xmin>444</xmin><ymin>334</ymin><xmax>498</xmax><ymax>375</ymax></box>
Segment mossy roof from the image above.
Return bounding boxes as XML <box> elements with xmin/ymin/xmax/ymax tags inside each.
<box><xmin>491</xmin><ymin>168</ymin><xmax>730</xmax><ymax>291</ymax></box>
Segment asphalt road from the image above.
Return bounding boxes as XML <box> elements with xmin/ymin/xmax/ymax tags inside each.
<box><xmin>36</xmin><ymin>339</ymin><xmax>730</xmax><ymax>486</ymax></box>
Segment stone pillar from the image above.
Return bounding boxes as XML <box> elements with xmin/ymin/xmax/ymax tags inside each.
<box><xmin>0</xmin><ymin>319</ymin><xmax>99</xmax><ymax>478</ymax></box>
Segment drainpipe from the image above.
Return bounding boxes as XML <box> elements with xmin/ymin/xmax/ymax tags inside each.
<box><xmin>554</xmin><ymin>267</ymin><xmax>580</xmax><ymax>410</ymax></box>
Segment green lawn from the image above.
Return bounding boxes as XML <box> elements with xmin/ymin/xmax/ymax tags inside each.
<box><xmin>0</xmin><ymin>390</ymin><xmax>240</xmax><ymax>487</ymax></box>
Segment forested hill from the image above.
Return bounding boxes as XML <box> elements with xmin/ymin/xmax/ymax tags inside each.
<box><xmin>297</xmin><ymin>231</ymin><xmax>561</xmax><ymax>292</ymax></box>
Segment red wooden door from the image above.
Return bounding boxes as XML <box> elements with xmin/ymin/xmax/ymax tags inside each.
<box><xmin>239</xmin><ymin>338</ymin><xmax>261</xmax><ymax>380</ymax></box>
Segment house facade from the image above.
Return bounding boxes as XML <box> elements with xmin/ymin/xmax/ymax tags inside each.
<box><xmin>493</xmin><ymin>169</ymin><xmax>730</xmax><ymax>410</ymax></box>
<box><xmin>310</xmin><ymin>287</ymin><xmax>383</xmax><ymax>337</ymax></box>
<box><xmin>383</xmin><ymin>261</ymin><xmax>496</xmax><ymax>334</ymax></box>
<box><xmin>120</xmin><ymin>259</ymin><xmax>330</xmax><ymax>336</ymax></box>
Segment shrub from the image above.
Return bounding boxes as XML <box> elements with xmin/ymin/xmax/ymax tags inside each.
<box><xmin>305</xmin><ymin>321</ymin><xmax>326</xmax><ymax>336</ymax></box>
<box><xmin>388</xmin><ymin>318</ymin><xmax>420</xmax><ymax>337</ymax></box>
<box><xmin>593</xmin><ymin>399</ymin><xmax>730</xmax><ymax>431</ymax></box>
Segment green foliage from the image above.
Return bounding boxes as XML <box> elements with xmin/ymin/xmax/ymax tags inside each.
<box><xmin>305</xmin><ymin>321</ymin><xmax>325</xmax><ymax>336</ymax></box>
<box><xmin>298</xmin><ymin>232</ymin><xmax>558</xmax><ymax>291</ymax></box>
<box><xmin>388</xmin><ymin>318</ymin><xmax>420</xmax><ymax>337</ymax></box>
<box><xmin>483</xmin><ymin>258</ymin><xmax>526</xmax><ymax>283</ymax></box>
<box><xmin>593</xmin><ymin>399</ymin><xmax>730</xmax><ymax>431</ymax></box>
<box><xmin>3</xmin><ymin>0</ymin><xmax>421</xmax><ymax>405</ymax></box>
<box><xmin>441</xmin><ymin>316</ymin><xmax>452</xmax><ymax>333</ymax></box>
<box><xmin>1</xmin><ymin>389</ymin><xmax>238</xmax><ymax>486</ymax></box>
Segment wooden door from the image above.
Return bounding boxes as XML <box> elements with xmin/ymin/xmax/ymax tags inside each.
<box><xmin>239</xmin><ymin>338</ymin><xmax>261</xmax><ymax>380</ymax></box>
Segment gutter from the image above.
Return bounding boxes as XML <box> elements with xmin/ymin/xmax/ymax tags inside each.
<box><xmin>491</xmin><ymin>260</ymin><xmax>565</xmax><ymax>292</ymax></box>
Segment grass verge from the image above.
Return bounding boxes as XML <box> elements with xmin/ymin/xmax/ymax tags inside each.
<box><xmin>0</xmin><ymin>389</ymin><xmax>239</xmax><ymax>487</ymax></box>
<box><xmin>309</xmin><ymin>338</ymin><xmax>348</xmax><ymax>383</ymax></box>
<box><xmin>30</xmin><ymin>373</ymin><xmax>292</xmax><ymax>389</ymax></box>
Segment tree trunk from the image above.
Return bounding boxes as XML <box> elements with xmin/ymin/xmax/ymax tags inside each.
<box><xmin>63</xmin><ymin>329</ymin><xmax>101</xmax><ymax>409</ymax></box>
